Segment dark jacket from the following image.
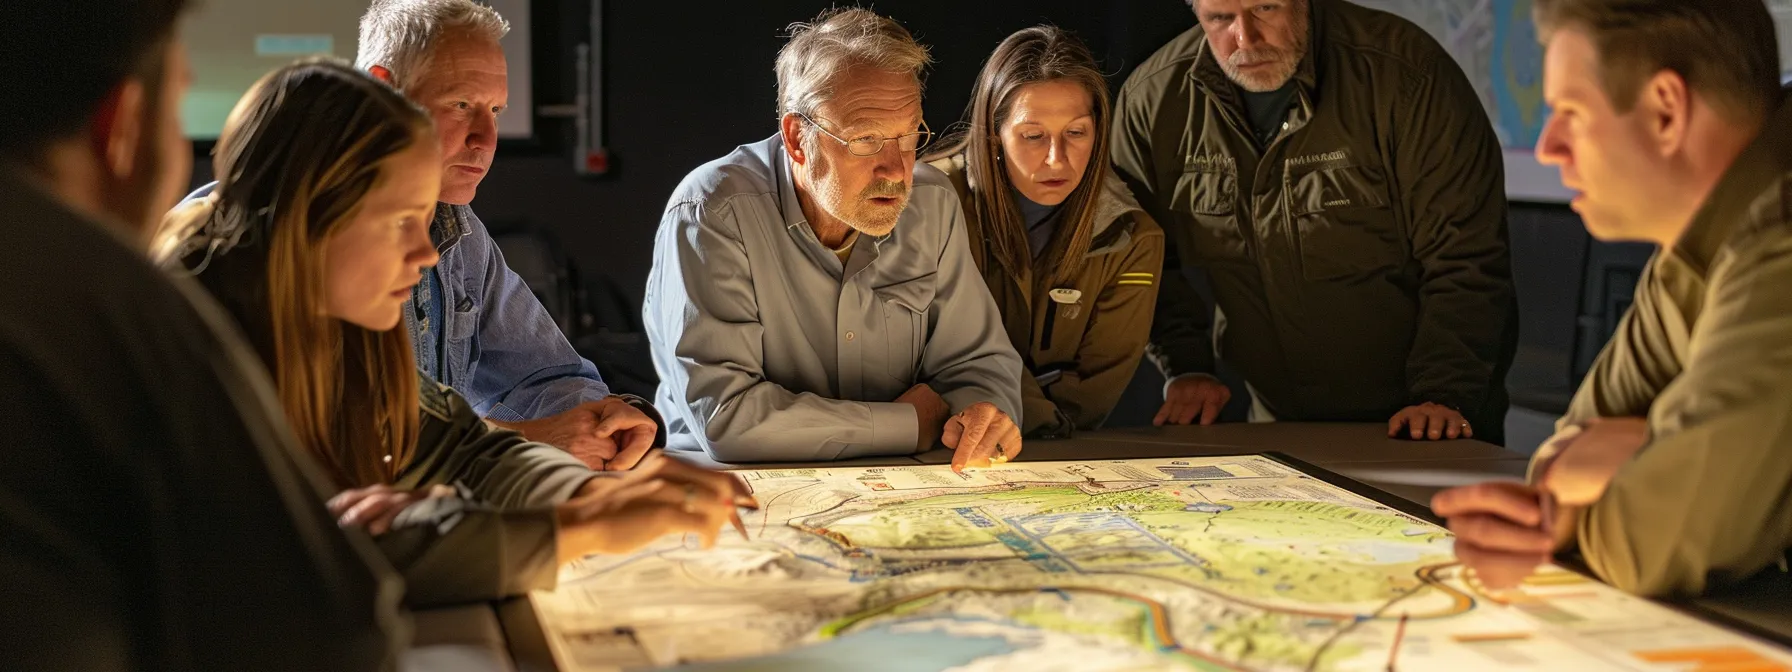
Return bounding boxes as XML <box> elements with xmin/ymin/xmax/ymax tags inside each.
<box><xmin>930</xmin><ymin>154</ymin><xmax>1165</xmax><ymax>437</ymax></box>
<box><xmin>0</xmin><ymin>169</ymin><xmax>406</xmax><ymax>671</ymax></box>
<box><xmin>1112</xmin><ymin>0</ymin><xmax>1518</xmax><ymax>442</ymax></box>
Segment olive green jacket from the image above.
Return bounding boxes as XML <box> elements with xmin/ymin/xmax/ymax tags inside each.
<box><xmin>1548</xmin><ymin>92</ymin><xmax>1792</xmax><ymax>596</ymax></box>
<box><xmin>376</xmin><ymin>374</ymin><xmax>601</xmax><ymax>606</ymax></box>
<box><xmin>930</xmin><ymin>154</ymin><xmax>1165</xmax><ymax>437</ymax></box>
<box><xmin>1112</xmin><ymin>0</ymin><xmax>1517</xmax><ymax>441</ymax></box>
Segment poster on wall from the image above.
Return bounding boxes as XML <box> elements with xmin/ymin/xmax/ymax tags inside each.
<box><xmin>1356</xmin><ymin>0</ymin><xmax>1792</xmax><ymax>203</ymax></box>
<box><xmin>179</xmin><ymin>0</ymin><xmax>533</xmax><ymax>141</ymax></box>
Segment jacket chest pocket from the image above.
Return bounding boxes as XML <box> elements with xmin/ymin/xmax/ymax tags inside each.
<box><xmin>447</xmin><ymin>295</ymin><xmax>480</xmax><ymax>342</ymax></box>
<box><xmin>445</xmin><ymin>296</ymin><xmax>481</xmax><ymax>385</ymax></box>
<box><xmin>1287</xmin><ymin>164</ymin><xmax>1403</xmax><ymax>280</ymax></box>
<box><xmin>1172</xmin><ymin>167</ymin><xmax>1248</xmax><ymax>264</ymax></box>
<box><xmin>874</xmin><ymin>274</ymin><xmax>934</xmax><ymax>383</ymax></box>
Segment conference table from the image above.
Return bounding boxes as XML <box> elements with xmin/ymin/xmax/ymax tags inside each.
<box><xmin>398</xmin><ymin>423</ymin><xmax>1792</xmax><ymax>671</ymax></box>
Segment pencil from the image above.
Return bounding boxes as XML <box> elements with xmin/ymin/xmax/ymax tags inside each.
<box><xmin>730</xmin><ymin>512</ymin><xmax>751</xmax><ymax>540</ymax></box>
<box><xmin>1386</xmin><ymin>613</ymin><xmax>1409</xmax><ymax>672</ymax></box>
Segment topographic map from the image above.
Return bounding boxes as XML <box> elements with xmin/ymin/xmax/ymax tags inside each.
<box><xmin>532</xmin><ymin>456</ymin><xmax>1792</xmax><ymax>671</ymax></box>
<box><xmin>1351</xmin><ymin>0</ymin><xmax>1542</xmax><ymax>150</ymax></box>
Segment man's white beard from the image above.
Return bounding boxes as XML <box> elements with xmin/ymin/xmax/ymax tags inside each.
<box><xmin>813</xmin><ymin>165</ymin><xmax>908</xmax><ymax>237</ymax></box>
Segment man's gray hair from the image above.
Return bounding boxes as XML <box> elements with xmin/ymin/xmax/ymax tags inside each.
<box><xmin>775</xmin><ymin>8</ymin><xmax>932</xmax><ymax>120</ymax></box>
<box><xmin>357</xmin><ymin>0</ymin><xmax>510</xmax><ymax>90</ymax></box>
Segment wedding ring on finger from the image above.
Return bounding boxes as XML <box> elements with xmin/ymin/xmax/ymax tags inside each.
<box><xmin>682</xmin><ymin>483</ymin><xmax>698</xmax><ymax>513</ymax></box>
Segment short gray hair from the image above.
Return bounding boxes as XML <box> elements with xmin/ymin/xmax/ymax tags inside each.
<box><xmin>775</xmin><ymin>8</ymin><xmax>932</xmax><ymax>120</ymax></box>
<box><xmin>356</xmin><ymin>0</ymin><xmax>510</xmax><ymax>91</ymax></box>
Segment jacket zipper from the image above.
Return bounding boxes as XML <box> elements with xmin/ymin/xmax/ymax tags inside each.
<box><xmin>1040</xmin><ymin>302</ymin><xmax>1059</xmax><ymax>351</ymax></box>
<box><xmin>1210</xmin><ymin>87</ymin><xmax>1305</xmax><ymax>277</ymax></box>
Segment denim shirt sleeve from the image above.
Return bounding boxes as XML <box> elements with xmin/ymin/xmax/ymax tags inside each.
<box><xmin>448</xmin><ymin>207</ymin><xmax>611</xmax><ymax>421</ymax></box>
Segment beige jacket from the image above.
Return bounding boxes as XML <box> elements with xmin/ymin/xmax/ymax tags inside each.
<box><xmin>1552</xmin><ymin>92</ymin><xmax>1792</xmax><ymax>596</ymax></box>
<box><xmin>931</xmin><ymin>154</ymin><xmax>1166</xmax><ymax>437</ymax></box>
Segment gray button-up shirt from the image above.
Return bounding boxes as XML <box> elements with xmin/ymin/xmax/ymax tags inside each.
<box><xmin>645</xmin><ymin>134</ymin><xmax>1023</xmax><ymax>462</ymax></box>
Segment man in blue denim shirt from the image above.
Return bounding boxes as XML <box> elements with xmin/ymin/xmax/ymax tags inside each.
<box><xmin>189</xmin><ymin>0</ymin><xmax>659</xmax><ymax>469</ymax></box>
<box><xmin>364</xmin><ymin>0</ymin><xmax>660</xmax><ymax>469</ymax></box>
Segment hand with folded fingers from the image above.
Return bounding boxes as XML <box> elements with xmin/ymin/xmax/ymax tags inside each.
<box><xmin>945</xmin><ymin>402</ymin><xmax>1023</xmax><ymax>473</ymax></box>
<box><xmin>489</xmin><ymin>396</ymin><xmax>659</xmax><ymax>471</ymax></box>
<box><xmin>1154</xmin><ymin>373</ymin><xmax>1231</xmax><ymax>426</ymax></box>
<box><xmin>1431</xmin><ymin>481</ymin><xmax>1558</xmax><ymax>589</ymax></box>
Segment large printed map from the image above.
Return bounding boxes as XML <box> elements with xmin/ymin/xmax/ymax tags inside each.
<box><xmin>1351</xmin><ymin>0</ymin><xmax>1544</xmax><ymax>150</ymax></box>
<box><xmin>532</xmin><ymin>456</ymin><xmax>1790</xmax><ymax>671</ymax></box>
<box><xmin>1355</xmin><ymin>0</ymin><xmax>1792</xmax><ymax>152</ymax></box>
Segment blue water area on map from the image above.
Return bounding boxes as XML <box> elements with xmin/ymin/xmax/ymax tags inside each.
<box><xmin>1492</xmin><ymin>0</ymin><xmax>1548</xmax><ymax>149</ymax></box>
<box><xmin>654</xmin><ymin>624</ymin><xmax>1016</xmax><ymax>672</ymax></box>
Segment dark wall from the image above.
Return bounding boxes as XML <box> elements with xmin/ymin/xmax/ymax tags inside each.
<box><xmin>196</xmin><ymin>0</ymin><xmax>1197</xmax><ymax>312</ymax></box>
<box><xmin>489</xmin><ymin>1</ymin><xmax>1196</xmax><ymax>308</ymax></box>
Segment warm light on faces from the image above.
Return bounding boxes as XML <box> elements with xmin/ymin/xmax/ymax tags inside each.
<box><xmin>1195</xmin><ymin>0</ymin><xmax>1308</xmax><ymax>92</ymax></box>
<box><xmin>999</xmin><ymin>80</ymin><xmax>1095</xmax><ymax>207</ymax></box>
<box><xmin>398</xmin><ymin>30</ymin><xmax>508</xmax><ymax>206</ymax></box>
<box><xmin>792</xmin><ymin>66</ymin><xmax>922</xmax><ymax>237</ymax></box>
<box><xmin>1534</xmin><ymin>28</ymin><xmax>1663</xmax><ymax>242</ymax></box>
<box><xmin>323</xmin><ymin>141</ymin><xmax>443</xmax><ymax>331</ymax></box>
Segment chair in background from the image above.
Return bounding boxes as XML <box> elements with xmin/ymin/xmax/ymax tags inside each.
<box><xmin>487</xmin><ymin>220</ymin><xmax>660</xmax><ymax>399</ymax></box>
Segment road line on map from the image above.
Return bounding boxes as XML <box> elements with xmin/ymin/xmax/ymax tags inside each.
<box><xmin>1452</xmin><ymin>632</ymin><xmax>1532</xmax><ymax>643</ymax></box>
<box><xmin>1386</xmin><ymin>613</ymin><xmax>1409</xmax><ymax>671</ymax></box>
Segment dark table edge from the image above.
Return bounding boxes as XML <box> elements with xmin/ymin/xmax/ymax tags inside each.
<box><xmin>497</xmin><ymin>594</ymin><xmax>557</xmax><ymax>672</ymax></box>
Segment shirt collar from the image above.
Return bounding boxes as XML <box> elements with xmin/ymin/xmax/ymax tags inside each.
<box><xmin>430</xmin><ymin>202</ymin><xmax>473</xmax><ymax>255</ymax></box>
<box><xmin>772</xmin><ymin>132</ymin><xmax>893</xmax><ymax>277</ymax></box>
<box><xmin>772</xmin><ymin>133</ymin><xmax>812</xmax><ymax>235</ymax></box>
<box><xmin>1671</xmin><ymin>89</ymin><xmax>1792</xmax><ymax>276</ymax></box>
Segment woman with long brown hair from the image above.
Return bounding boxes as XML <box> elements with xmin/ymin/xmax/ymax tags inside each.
<box><xmin>158</xmin><ymin>59</ymin><xmax>750</xmax><ymax>606</ymax></box>
<box><xmin>924</xmin><ymin>26</ymin><xmax>1165</xmax><ymax>439</ymax></box>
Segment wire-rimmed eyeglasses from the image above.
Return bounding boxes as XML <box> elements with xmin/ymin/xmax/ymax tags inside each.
<box><xmin>796</xmin><ymin>112</ymin><xmax>933</xmax><ymax>157</ymax></box>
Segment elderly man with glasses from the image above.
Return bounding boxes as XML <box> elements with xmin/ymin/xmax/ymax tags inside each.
<box><xmin>644</xmin><ymin>8</ymin><xmax>1023</xmax><ymax>470</ymax></box>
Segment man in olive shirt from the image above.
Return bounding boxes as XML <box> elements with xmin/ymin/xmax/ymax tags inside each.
<box><xmin>1113</xmin><ymin>0</ymin><xmax>1518</xmax><ymax>443</ymax></box>
<box><xmin>1435</xmin><ymin>0</ymin><xmax>1792</xmax><ymax>597</ymax></box>
<box><xmin>0</xmin><ymin>0</ymin><xmax>405</xmax><ymax>669</ymax></box>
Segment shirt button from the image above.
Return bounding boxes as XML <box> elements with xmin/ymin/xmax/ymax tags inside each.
<box><xmin>845</xmin><ymin>331</ymin><xmax>856</xmax><ymax>341</ymax></box>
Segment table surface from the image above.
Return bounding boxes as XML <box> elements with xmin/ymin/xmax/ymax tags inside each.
<box><xmin>402</xmin><ymin>423</ymin><xmax>1792</xmax><ymax>670</ymax></box>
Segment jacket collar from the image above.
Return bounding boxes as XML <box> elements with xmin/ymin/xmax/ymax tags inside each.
<box><xmin>1085</xmin><ymin>170</ymin><xmax>1145</xmax><ymax>256</ymax></box>
<box><xmin>430</xmin><ymin>202</ymin><xmax>473</xmax><ymax>255</ymax></box>
<box><xmin>952</xmin><ymin>152</ymin><xmax>1143</xmax><ymax>258</ymax></box>
<box><xmin>1671</xmin><ymin>89</ymin><xmax>1792</xmax><ymax>276</ymax></box>
<box><xmin>1189</xmin><ymin>0</ymin><xmax>1325</xmax><ymax>127</ymax></box>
